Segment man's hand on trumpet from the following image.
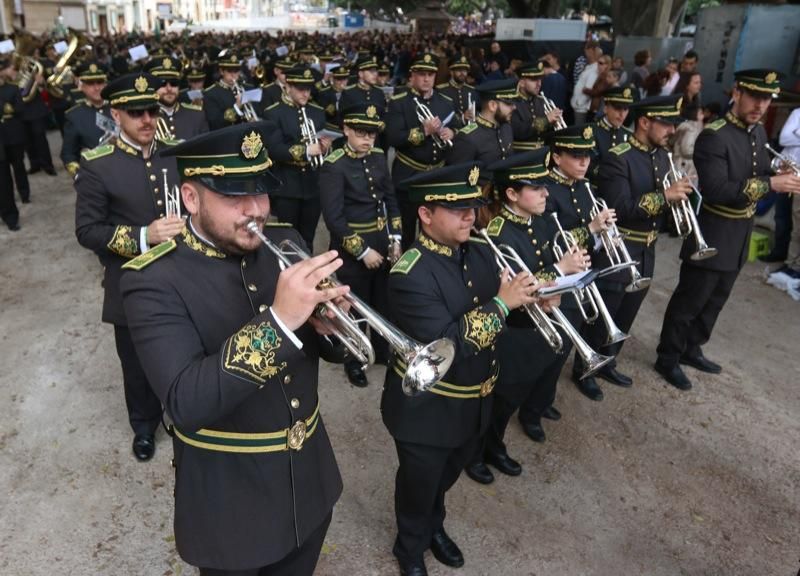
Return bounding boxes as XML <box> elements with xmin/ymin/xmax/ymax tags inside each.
<box><xmin>664</xmin><ymin>177</ymin><xmax>693</xmax><ymax>203</ymax></box>
<box><xmin>588</xmin><ymin>206</ymin><xmax>617</xmax><ymax>234</ymax></box>
<box><xmin>557</xmin><ymin>246</ymin><xmax>591</xmax><ymax>275</ymax></box>
<box><xmin>770</xmin><ymin>172</ymin><xmax>800</xmax><ymax>195</ymax></box>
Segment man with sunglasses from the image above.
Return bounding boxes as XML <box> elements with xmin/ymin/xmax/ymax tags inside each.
<box><xmin>60</xmin><ymin>61</ymin><xmax>113</xmax><ymax>177</ymax></box>
<box><xmin>319</xmin><ymin>103</ymin><xmax>401</xmax><ymax>387</ymax></box>
<box><xmin>145</xmin><ymin>56</ymin><xmax>208</xmax><ymax>141</ymax></box>
<box><xmin>75</xmin><ymin>72</ymin><xmax>183</xmax><ymax>462</ymax></box>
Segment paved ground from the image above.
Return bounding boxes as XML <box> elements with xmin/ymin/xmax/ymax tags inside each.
<box><xmin>1</xmin><ymin>133</ymin><xmax>798</xmax><ymax>576</ymax></box>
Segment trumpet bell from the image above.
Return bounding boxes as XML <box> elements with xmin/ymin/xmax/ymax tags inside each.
<box><xmin>576</xmin><ymin>350</ymin><xmax>614</xmax><ymax>380</ymax></box>
<box><xmin>400</xmin><ymin>338</ymin><xmax>456</xmax><ymax>397</ymax></box>
<box><xmin>690</xmin><ymin>246</ymin><xmax>718</xmax><ymax>261</ymax></box>
<box><xmin>625</xmin><ymin>276</ymin><xmax>651</xmax><ymax>293</ymax></box>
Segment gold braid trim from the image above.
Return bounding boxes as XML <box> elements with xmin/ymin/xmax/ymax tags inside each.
<box><xmin>534</xmin><ymin>270</ymin><xmax>558</xmax><ymax>282</ymax></box>
<box><xmin>569</xmin><ymin>226</ymin><xmax>590</xmax><ymax>249</ymax></box>
<box><xmin>742</xmin><ymin>178</ymin><xmax>769</xmax><ymax>203</ymax></box>
<box><xmin>463</xmin><ymin>308</ymin><xmax>503</xmax><ymax>351</ymax></box>
<box><xmin>390</xmin><ymin>216</ymin><xmax>402</xmax><ymax>234</ymax></box>
<box><xmin>289</xmin><ymin>144</ymin><xmax>306</xmax><ymax>162</ymax></box>
<box><xmin>107</xmin><ymin>225</ymin><xmax>139</xmax><ymax>258</ymax></box>
<box><xmin>533</xmin><ymin>116</ymin><xmax>550</xmax><ymax>134</ymax></box>
<box><xmin>342</xmin><ymin>233</ymin><xmax>366</xmax><ymax>257</ymax></box>
<box><xmin>223</xmin><ymin>107</ymin><xmax>238</xmax><ymax>123</ymax></box>
<box><xmin>66</xmin><ymin>162</ymin><xmax>80</xmax><ymax>177</ymax></box>
<box><xmin>419</xmin><ymin>234</ymin><xmax>453</xmax><ymax>256</ymax></box>
<box><xmin>638</xmin><ymin>192</ymin><xmax>665</xmax><ymax>217</ymax></box>
<box><xmin>222</xmin><ymin>321</ymin><xmax>287</xmax><ymax>384</ymax></box>
<box><xmin>408</xmin><ymin>127</ymin><xmax>425</xmax><ymax>146</ymax></box>
<box><xmin>181</xmin><ymin>228</ymin><xmax>226</xmax><ymax>258</ymax></box>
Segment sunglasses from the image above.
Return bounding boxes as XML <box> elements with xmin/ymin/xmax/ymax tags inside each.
<box><xmin>162</xmin><ymin>80</ymin><xmax>181</xmax><ymax>87</ymax></box>
<box><xmin>126</xmin><ymin>107</ymin><xmax>160</xmax><ymax>118</ymax></box>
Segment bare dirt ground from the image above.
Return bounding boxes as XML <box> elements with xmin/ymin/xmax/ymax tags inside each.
<box><xmin>1</xmin><ymin>132</ymin><xmax>798</xmax><ymax>576</ymax></box>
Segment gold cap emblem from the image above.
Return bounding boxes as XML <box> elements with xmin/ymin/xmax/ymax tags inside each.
<box><xmin>468</xmin><ymin>165</ymin><xmax>480</xmax><ymax>186</ymax></box>
<box><xmin>423</xmin><ymin>54</ymin><xmax>432</xmax><ymax>63</ymax></box>
<box><xmin>623</xmin><ymin>87</ymin><xmax>631</xmax><ymax>98</ymax></box>
<box><xmin>303</xmin><ymin>69</ymin><xmax>311</xmax><ymax>78</ymax></box>
<box><xmin>366</xmin><ymin>105</ymin><xmax>377</xmax><ymax>118</ymax></box>
<box><xmin>583</xmin><ymin>126</ymin><xmax>593</xmax><ymax>140</ymax></box>
<box><xmin>163</xmin><ymin>58</ymin><xmax>172</xmax><ymax>69</ymax></box>
<box><xmin>134</xmin><ymin>75</ymin><xmax>149</xmax><ymax>93</ymax></box>
<box><xmin>3</xmin><ymin>103</ymin><xmax>13</xmax><ymax>115</ymax></box>
<box><xmin>230</xmin><ymin>54</ymin><xmax>237</xmax><ymax>62</ymax></box>
<box><xmin>676</xmin><ymin>96</ymin><xmax>683</xmax><ymax>111</ymax></box>
<box><xmin>89</xmin><ymin>63</ymin><xmax>98</xmax><ymax>73</ymax></box>
<box><xmin>241</xmin><ymin>131</ymin><xmax>264</xmax><ymax>160</ymax></box>
<box><xmin>765</xmin><ymin>71</ymin><xmax>777</xmax><ymax>84</ymax></box>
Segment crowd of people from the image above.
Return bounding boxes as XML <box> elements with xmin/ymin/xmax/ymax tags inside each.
<box><xmin>1</xmin><ymin>25</ymin><xmax>799</xmax><ymax>576</ymax></box>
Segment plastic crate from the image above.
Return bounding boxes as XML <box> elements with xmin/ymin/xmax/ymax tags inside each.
<box><xmin>748</xmin><ymin>231</ymin><xmax>770</xmax><ymax>262</ymax></box>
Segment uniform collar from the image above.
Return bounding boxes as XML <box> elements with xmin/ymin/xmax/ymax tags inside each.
<box><xmin>418</xmin><ymin>232</ymin><xmax>455</xmax><ymax>258</ymax></box>
<box><xmin>160</xmin><ymin>102</ymin><xmax>179</xmax><ymax>116</ymax></box>
<box><xmin>117</xmin><ymin>132</ymin><xmax>156</xmax><ymax>157</ymax></box>
<box><xmin>598</xmin><ymin>116</ymin><xmax>613</xmax><ymax>131</ymax></box>
<box><xmin>549</xmin><ymin>168</ymin><xmax>574</xmax><ymax>186</ymax></box>
<box><xmin>218</xmin><ymin>79</ymin><xmax>234</xmax><ymax>91</ymax></box>
<box><xmin>476</xmin><ymin>114</ymin><xmax>496</xmax><ymax>129</ymax></box>
<box><xmin>343</xmin><ymin>142</ymin><xmax>367</xmax><ymax>159</ymax></box>
<box><xmin>281</xmin><ymin>93</ymin><xmax>298</xmax><ymax>108</ymax></box>
<box><xmin>410</xmin><ymin>87</ymin><xmax>433</xmax><ymax>100</ymax></box>
<box><xmin>501</xmin><ymin>205</ymin><xmax>531</xmax><ymax>225</ymax></box>
<box><xmin>449</xmin><ymin>79</ymin><xmax>464</xmax><ymax>89</ymax></box>
<box><xmin>181</xmin><ymin>219</ymin><xmax>227</xmax><ymax>259</ymax></box>
<box><xmin>725</xmin><ymin>110</ymin><xmax>749</xmax><ymax>130</ymax></box>
<box><xmin>357</xmin><ymin>81</ymin><xmax>372</xmax><ymax>91</ymax></box>
<box><xmin>629</xmin><ymin>135</ymin><xmax>653</xmax><ymax>153</ymax></box>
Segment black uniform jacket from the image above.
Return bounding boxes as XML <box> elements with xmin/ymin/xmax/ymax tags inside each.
<box><xmin>319</xmin><ymin>144</ymin><xmax>401</xmax><ymax>264</ymax></box>
<box><xmin>74</xmin><ymin>138</ymin><xmax>179</xmax><ymax>325</ymax></box>
<box><xmin>120</xmin><ymin>223</ymin><xmax>342</xmax><ymax>570</ymax></box>
<box><xmin>161</xmin><ymin>102</ymin><xmax>210</xmax><ymax>141</ymax></box>
<box><xmin>447</xmin><ymin>114</ymin><xmax>513</xmax><ymax>167</ymax></box>
<box><xmin>263</xmin><ymin>95</ymin><xmax>326</xmax><ymax>200</ymax></box>
<box><xmin>315</xmin><ymin>85</ymin><xmax>343</xmax><ymax>130</ymax></box>
<box><xmin>544</xmin><ymin>171</ymin><xmax>596</xmax><ymax>252</ymax></box>
<box><xmin>382</xmin><ymin>233</ymin><xmax>505</xmax><ymax>448</ymax></box>
<box><xmin>338</xmin><ymin>82</ymin><xmax>386</xmax><ymax>125</ymax></box>
<box><xmin>385</xmin><ymin>88</ymin><xmax>460</xmax><ymax>184</ymax></box>
<box><xmin>61</xmin><ymin>101</ymin><xmax>113</xmax><ymax>173</ymax></box>
<box><xmin>0</xmin><ymin>83</ymin><xmax>25</xmax><ymax>146</ymax></box>
<box><xmin>204</xmin><ymin>81</ymin><xmax>254</xmax><ymax>130</ymax></box>
<box><xmin>591</xmin><ymin>116</ymin><xmax>631</xmax><ymax>180</ymax></box>
<box><xmin>436</xmin><ymin>80</ymin><xmax>477</xmax><ymax>122</ymax></box>
<box><xmin>510</xmin><ymin>94</ymin><xmax>552</xmax><ymax>151</ymax></box>
<box><xmin>687</xmin><ymin>112</ymin><xmax>772</xmax><ymax>272</ymax></box>
<box><xmin>260</xmin><ymin>81</ymin><xmax>285</xmax><ymax>111</ymax></box>
<box><xmin>595</xmin><ymin>136</ymin><xmax>670</xmax><ymax>284</ymax></box>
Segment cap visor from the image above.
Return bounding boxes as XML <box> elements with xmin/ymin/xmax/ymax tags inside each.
<box><xmin>197</xmin><ymin>171</ymin><xmax>283</xmax><ymax>196</ymax></box>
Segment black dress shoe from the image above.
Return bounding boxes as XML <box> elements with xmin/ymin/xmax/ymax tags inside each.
<box><xmin>574</xmin><ymin>375</ymin><xmax>604</xmax><ymax>401</ymax></box>
<box><xmin>132</xmin><ymin>434</ymin><xmax>156</xmax><ymax>461</ymax></box>
<box><xmin>430</xmin><ymin>529</ymin><xmax>464</xmax><ymax>568</ymax></box>
<box><xmin>21</xmin><ymin>197</ymin><xmax>30</xmax><ymax>204</ymax></box>
<box><xmin>597</xmin><ymin>366</ymin><xmax>633</xmax><ymax>387</ymax></box>
<box><xmin>485</xmin><ymin>451</ymin><xmax>522</xmax><ymax>476</ymax></box>
<box><xmin>27</xmin><ymin>167</ymin><xmax>41</xmax><ymax>175</ymax></box>
<box><xmin>465</xmin><ymin>461</ymin><xmax>494</xmax><ymax>484</ymax></box>
<box><xmin>398</xmin><ymin>559</ymin><xmax>428</xmax><ymax>576</ymax></box>
<box><xmin>44</xmin><ymin>167</ymin><xmax>57</xmax><ymax>176</ymax></box>
<box><xmin>680</xmin><ymin>353</ymin><xmax>722</xmax><ymax>374</ymax></box>
<box><xmin>541</xmin><ymin>405</ymin><xmax>561</xmax><ymax>421</ymax></box>
<box><xmin>345</xmin><ymin>363</ymin><xmax>368</xmax><ymax>387</ymax></box>
<box><xmin>654</xmin><ymin>362</ymin><xmax>692</xmax><ymax>391</ymax></box>
<box><xmin>7</xmin><ymin>223</ymin><xmax>20</xmax><ymax>231</ymax></box>
<box><xmin>520</xmin><ymin>420</ymin><xmax>546</xmax><ymax>443</ymax></box>
<box><xmin>759</xmin><ymin>252</ymin><xmax>787</xmax><ymax>263</ymax></box>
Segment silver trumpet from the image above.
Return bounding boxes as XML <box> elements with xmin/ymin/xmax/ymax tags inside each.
<box><xmin>583</xmin><ymin>183</ymin><xmax>651</xmax><ymax>293</ymax></box>
<box><xmin>540</xmin><ymin>91</ymin><xmax>567</xmax><ymax>131</ymax></box>
<box><xmin>300</xmin><ymin>107</ymin><xmax>324</xmax><ymax>169</ymax></box>
<box><xmin>664</xmin><ymin>152</ymin><xmax>718</xmax><ymax>261</ymax></box>
<box><xmin>246</xmin><ymin>221</ymin><xmax>455</xmax><ymax>396</ymax></box>
<box><xmin>161</xmin><ymin>169</ymin><xmax>181</xmax><ymax>218</ymax></box>
<box><xmin>765</xmin><ymin>143</ymin><xmax>800</xmax><ymax>176</ymax></box>
<box><xmin>232</xmin><ymin>80</ymin><xmax>259</xmax><ymax>122</ymax></box>
<box><xmin>475</xmin><ymin>227</ymin><xmax>613</xmax><ymax>379</ymax></box>
<box><xmin>550</xmin><ymin>213</ymin><xmax>629</xmax><ymax>347</ymax></box>
<box><xmin>413</xmin><ymin>97</ymin><xmax>452</xmax><ymax>149</ymax></box>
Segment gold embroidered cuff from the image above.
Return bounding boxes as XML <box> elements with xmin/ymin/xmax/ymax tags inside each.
<box><xmin>463</xmin><ymin>307</ymin><xmax>504</xmax><ymax>351</ymax></box>
<box><xmin>342</xmin><ymin>233</ymin><xmax>366</xmax><ymax>257</ymax></box>
<box><xmin>534</xmin><ymin>270</ymin><xmax>558</xmax><ymax>283</ymax></box>
<box><xmin>408</xmin><ymin>127</ymin><xmax>425</xmax><ymax>146</ymax></box>
<box><xmin>223</xmin><ymin>108</ymin><xmax>239</xmax><ymax>123</ymax></box>
<box><xmin>390</xmin><ymin>216</ymin><xmax>402</xmax><ymax>234</ymax></box>
<box><xmin>222</xmin><ymin>320</ymin><xmax>288</xmax><ymax>384</ymax></box>
<box><xmin>742</xmin><ymin>177</ymin><xmax>769</xmax><ymax>202</ymax></box>
<box><xmin>533</xmin><ymin>116</ymin><xmax>550</xmax><ymax>134</ymax></box>
<box><xmin>289</xmin><ymin>144</ymin><xmax>306</xmax><ymax>162</ymax></box>
<box><xmin>325</xmin><ymin>103</ymin><xmax>336</xmax><ymax>116</ymax></box>
<box><xmin>107</xmin><ymin>225</ymin><xmax>140</xmax><ymax>258</ymax></box>
<box><xmin>638</xmin><ymin>192</ymin><xmax>665</xmax><ymax>217</ymax></box>
<box><xmin>570</xmin><ymin>226</ymin><xmax>590</xmax><ymax>249</ymax></box>
<box><xmin>66</xmin><ymin>162</ymin><xmax>80</xmax><ymax>177</ymax></box>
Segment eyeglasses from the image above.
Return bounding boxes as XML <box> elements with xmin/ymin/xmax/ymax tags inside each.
<box><xmin>353</xmin><ymin>129</ymin><xmax>377</xmax><ymax>138</ymax></box>
<box><xmin>125</xmin><ymin>107</ymin><xmax>160</xmax><ymax>119</ymax></box>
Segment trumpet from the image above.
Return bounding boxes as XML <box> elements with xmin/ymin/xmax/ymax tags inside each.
<box><xmin>583</xmin><ymin>182</ymin><xmax>651</xmax><ymax>293</ymax></box>
<box><xmin>463</xmin><ymin>92</ymin><xmax>476</xmax><ymax>124</ymax></box>
<box><xmin>540</xmin><ymin>91</ymin><xmax>566</xmax><ymax>131</ymax></box>
<box><xmin>664</xmin><ymin>152</ymin><xmax>718</xmax><ymax>261</ymax></box>
<box><xmin>550</xmin><ymin>212</ymin><xmax>629</xmax><ymax>347</ymax></box>
<box><xmin>765</xmin><ymin>143</ymin><xmax>800</xmax><ymax>177</ymax></box>
<box><xmin>382</xmin><ymin>201</ymin><xmax>401</xmax><ymax>266</ymax></box>
<box><xmin>246</xmin><ymin>221</ymin><xmax>455</xmax><ymax>396</ymax></box>
<box><xmin>475</xmin><ymin>227</ymin><xmax>613</xmax><ymax>379</ymax></box>
<box><xmin>413</xmin><ymin>97</ymin><xmax>452</xmax><ymax>149</ymax></box>
<box><xmin>232</xmin><ymin>81</ymin><xmax>259</xmax><ymax>122</ymax></box>
<box><xmin>299</xmin><ymin>106</ymin><xmax>324</xmax><ymax>169</ymax></box>
<box><xmin>161</xmin><ymin>169</ymin><xmax>181</xmax><ymax>218</ymax></box>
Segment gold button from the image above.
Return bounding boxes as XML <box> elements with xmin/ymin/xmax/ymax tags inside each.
<box><xmin>157</xmin><ymin>199</ymin><xmax>163</xmax><ymax>206</ymax></box>
<box><xmin>150</xmin><ymin>174</ymin><xmax>156</xmax><ymax>181</ymax></box>
<box><xmin>146</xmin><ymin>161</ymin><xmax>152</xmax><ymax>167</ymax></box>
<box><xmin>284</xmin><ymin>374</ymin><xmax>292</xmax><ymax>384</ymax></box>
<box><xmin>241</xmin><ymin>260</ymin><xmax>247</xmax><ymax>268</ymax></box>
<box><xmin>290</xmin><ymin>398</ymin><xmax>300</xmax><ymax>409</ymax></box>
<box><xmin>248</xmin><ymin>283</ymin><xmax>257</xmax><ymax>292</ymax></box>
<box><xmin>159</xmin><ymin>213</ymin><xmax>165</xmax><ymax>218</ymax></box>
<box><xmin>467</xmin><ymin>280</ymin><xmax>473</xmax><ymax>287</ymax></box>
<box><xmin>539</xmin><ymin>260</ymin><xmax>544</xmax><ymax>266</ymax></box>
<box><xmin>536</xmin><ymin>250</ymin><xmax>541</xmax><ymax>255</ymax></box>
<box><xmin>463</xmin><ymin>265</ymin><xmax>468</xmax><ymax>271</ymax></box>
<box><xmin>491</xmin><ymin>345</ymin><xmax>496</xmax><ymax>351</ymax></box>
<box><xmin>259</xmin><ymin>304</ymin><xmax>268</xmax><ymax>313</ymax></box>
<box><xmin>473</xmin><ymin>296</ymin><xmax>479</xmax><ymax>304</ymax></box>
<box><xmin>528</xmin><ymin>228</ymin><xmax>533</xmax><ymax>234</ymax></box>
<box><xmin>577</xmin><ymin>208</ymin><xmax>581</xmax><ymax>213</ymax></box>
<box><xmin>491</xmin><ymin>360</ymin><xmax>496</xmax><ymax>366</ymax></box>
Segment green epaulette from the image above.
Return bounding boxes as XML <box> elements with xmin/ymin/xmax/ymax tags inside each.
<box><xmin>121</xmin><ymin>239</ymin><xmax>177</xmax><ymax>271</ymax></box>
<box><xmin>435</xmin><ymin>83</ymin><xmax>449</xmax><ymax>89</ymax></box>
<box><xmin>459</xmin><ymin>122</ymin><xmax>478</xmax><ymax>135</ymax></box>
<box><xmin>390</xmin><ymin>248</ymin><xmax>421</xmax><ymax>274</ymax></box>
<box><xmin>486</xmin><ymin>216</ymin><xmax>505</xmax><ymax>237</ymax></box>
<box><xmin>610</xmin><ymin>142</ymin><xmax>631</xmax><ymax>156</ymax></box>
<box><xmin>203</xmin><ymin>85</ymin><xmax>215</xmax><ymax>92</ymax></box>
<box><xmin>370</xmin><ymin>147</ymin><xmax>385</xmax><ymax>155</ymax></box>
<box><xmin>468</xmin><ymin>236</ymin><xmax>487</xmax><ymax>244</ymax></box>
<box><xmin>439</xmin><ymin>93</ymin><xmax>453</xmax><ymax>102</ymax></box>
<box><xmin>324</xmin><ymin>148</ymin><xmax>345</xmax><ymax>164</ymax></box>
<box><xmin>264</xmin><ymin>101</ymin><xmax>280</xmax><ymax>111</ymax></box>
<box><xmin>706</xmin><ymin>118</ymin><xmax>727</xmax><ymax>132</ymax></box>
<box><xmin>81</xmin><ymin>144</ymin><xmax>115</xmax><ymax>161</ymax></box>
<box><xmin>263</xmin><ymin>82</ymin><xmax>275</xmax><ymax>88</ymax></box>
<box><xmin>391</xmin><ymin>92</ymin><xmax>408</xmax><ymax>101</ymax></box>
<box><xmin>182</xmin><ymin>103</ymin><xmax>203</xmax><ymax>111</ymax></box>
<box><xmin>318</xmin><ymin>84</ymin><xmax>331</xmax><ymax>92</ymax></box>
<box><xmin>344</xmin><ymin>85</ymin><xmax>357</xmax><ymax>90</ymax></box>
<box><xmin>265</xmin><ymin>221</ymin><xmax>292</xmax><ymax>227</ymax></box>
<box><xmin>65</xmin><ymin>102</ymin><xmax>84</xmax><ymax>114</ymax></box>
<box><xmin>158</xmin><ymin>138</ymin><xmax>180</xmax><ymax>147</ymax></box>
<box><xmin>308</xmin><ymin>102</ymin><xmax>324</xmax><ymax>110</ymax></box>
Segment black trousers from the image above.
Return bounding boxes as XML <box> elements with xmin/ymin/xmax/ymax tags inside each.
<box><xmin>337</xmin><ymin>261</ymin><xmax>390</xmax><ymax>364</ymax></box>
<box><xmin>577</xmin><ymin>280</ymin><xmax>650</xmax><ymax>373</ymax></box>
<box><xmin>113</xmin><ymin>325</ymin><xmax>162</xmax><ymax>436</ymax></box>
<box><xmin>396</xmin><ymin>194</ymin><xmax>419</xmax><ymax>251</ymax></box>
<box><xmin>270</xmin><ymin>196</ymin><xmax>321</xmax><ymax>250</ymax></box>
<box><xmin>3</xmin><ymin>145</ymin><xmax>30</xmax><ymax>202</ymax></box>
<box><xmin>393</xmin><ymin>437</ymin><xmax>479</xmax><ymax>564</ymax></box>
<box><xmin>656</xmin><ymin>262</ymin><xmax>739</xmax><ymax>367</ymax></box>
<box><xmin>199</xmin><ymin>512</ymin><xmax>332</xmax><ymax>576</ymax></box>
<box><xmin>24</xmin><ymin>118</ymin><xmax>54</xmax><ymax>171</ymax></box>
<box><xmin>0</xmin><ymin>159</ymin><xmax>19</xmax><ymax>227</ymax></box>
